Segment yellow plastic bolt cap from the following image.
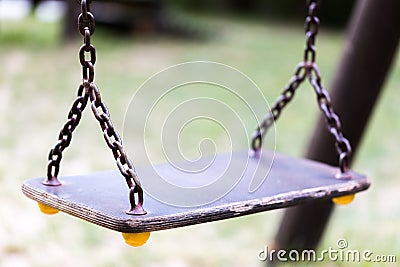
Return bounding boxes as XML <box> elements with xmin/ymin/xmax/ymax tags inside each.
<box><xmin>332</xmin><ymin>194</ymin><xmax>355</xmax><ymax>205</ymax></box>
<box><xmin>38</xmin><ymin>202</ymin><xmax>59</xmax><ymax>215</ymax></box>
<box><xmin>122</xmin><ymin>232</ymin><xmax>151</xmax><ymax>247</ymax></box>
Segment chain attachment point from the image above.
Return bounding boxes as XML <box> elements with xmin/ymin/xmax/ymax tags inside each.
<box><xmin>127</xmin><ymin>186</ymin><xmax>147</xmax><ymax>215</ymax></box>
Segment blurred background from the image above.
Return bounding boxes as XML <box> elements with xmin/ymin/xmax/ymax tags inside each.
<box><xmin>1</xmin><ymin>0</ymin><xmax>399</xmax><ymax>266</ymax></box>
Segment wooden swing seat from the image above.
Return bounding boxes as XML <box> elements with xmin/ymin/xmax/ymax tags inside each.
<box><xmin>22</xmin><ymin>150</ymin><xmax>369</xmax><ymax>233</ymax></box>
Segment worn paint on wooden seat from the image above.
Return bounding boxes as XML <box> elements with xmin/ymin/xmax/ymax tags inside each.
<box><xmin>22</xmin><ymin>150</ymin><xmax>370</xmax><ymax>233</ymax></box>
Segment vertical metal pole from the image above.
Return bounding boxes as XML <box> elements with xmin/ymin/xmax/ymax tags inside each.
<box><xmin>271</xmin><ymin>0</ymin><xmax>400</xmax><ymax>261</ymax></box>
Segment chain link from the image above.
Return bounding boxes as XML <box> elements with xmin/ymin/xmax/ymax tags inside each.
<box><xmin>308</xmin><ymin>66</ymin><xmax>352</xmax><ymax>174</ymax></box>
<box><xmin>45</xmin><ymin>85</ymin><xmax>88</xmax><ymax>186</ymax></box>
<box><xmin>251</xmin><ymin>0</ymin><xmax>352</xmax><ymax>176</ymax></box>
<box><xmin>44</xmin><ymin>0</ymin><xmax>146</xmax><ymax>215</ymax></box>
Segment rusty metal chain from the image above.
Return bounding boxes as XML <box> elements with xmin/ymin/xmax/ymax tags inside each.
<box><xmin>251</xmin><ymin>63</ymin><xmax>307</xmax><ymax>151</ymax></box>
<box><xmin>308</xmin><ymin>66</ymin><xmax>352</xmax><ymax>174</ymax></box>
<box><xmin>45</xmin><ymin>85</ymin><xmax>88</xmax><ymax>186</ymax></box>
<box><xmin>44</xmin><ymin>0</ymin><xmax>146</xmax><ymax>215</ymax></box>
<box><xmin>252</xmin><ymin>0</ymin><xmax>352</xmax><ymax>176</ymax></box>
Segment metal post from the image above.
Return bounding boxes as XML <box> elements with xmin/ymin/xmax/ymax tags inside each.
<box><xmin>271</xmin><ymin>0</ymin><xmax>400</xmax><ymax>262</ymax></box>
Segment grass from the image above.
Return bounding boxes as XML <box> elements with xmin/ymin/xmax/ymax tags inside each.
<box><xmin>1</xmin><ymin>11</ymin><xmax>399</xmax><ymax>267</ymax></box>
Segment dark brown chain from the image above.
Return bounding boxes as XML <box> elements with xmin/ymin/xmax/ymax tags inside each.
<box><xmin>45</xmin><ymin>85</ymin><xmax>88</xmax><ymax>186</ymax></box>
<box><xmin>44</xmin><ymin>0</ymin><xmax>146</xmax><ymax>215</ymax></box>
<box><xmin>252</xmin><ymin>0</ymin><xmax>352</xmax><ymax>176</ymax></box>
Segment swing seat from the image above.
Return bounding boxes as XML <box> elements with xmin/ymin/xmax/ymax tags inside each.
<box><xmin>22</xmin><ymin>150</ymin><xmax>369</xmax><ymax>233</ymax></box>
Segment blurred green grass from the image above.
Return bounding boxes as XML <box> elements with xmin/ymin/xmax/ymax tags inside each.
<box><xmin>1</xmin><ymin>12</ymin><xmax>399</xmax><ymax>267</ymax></box>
